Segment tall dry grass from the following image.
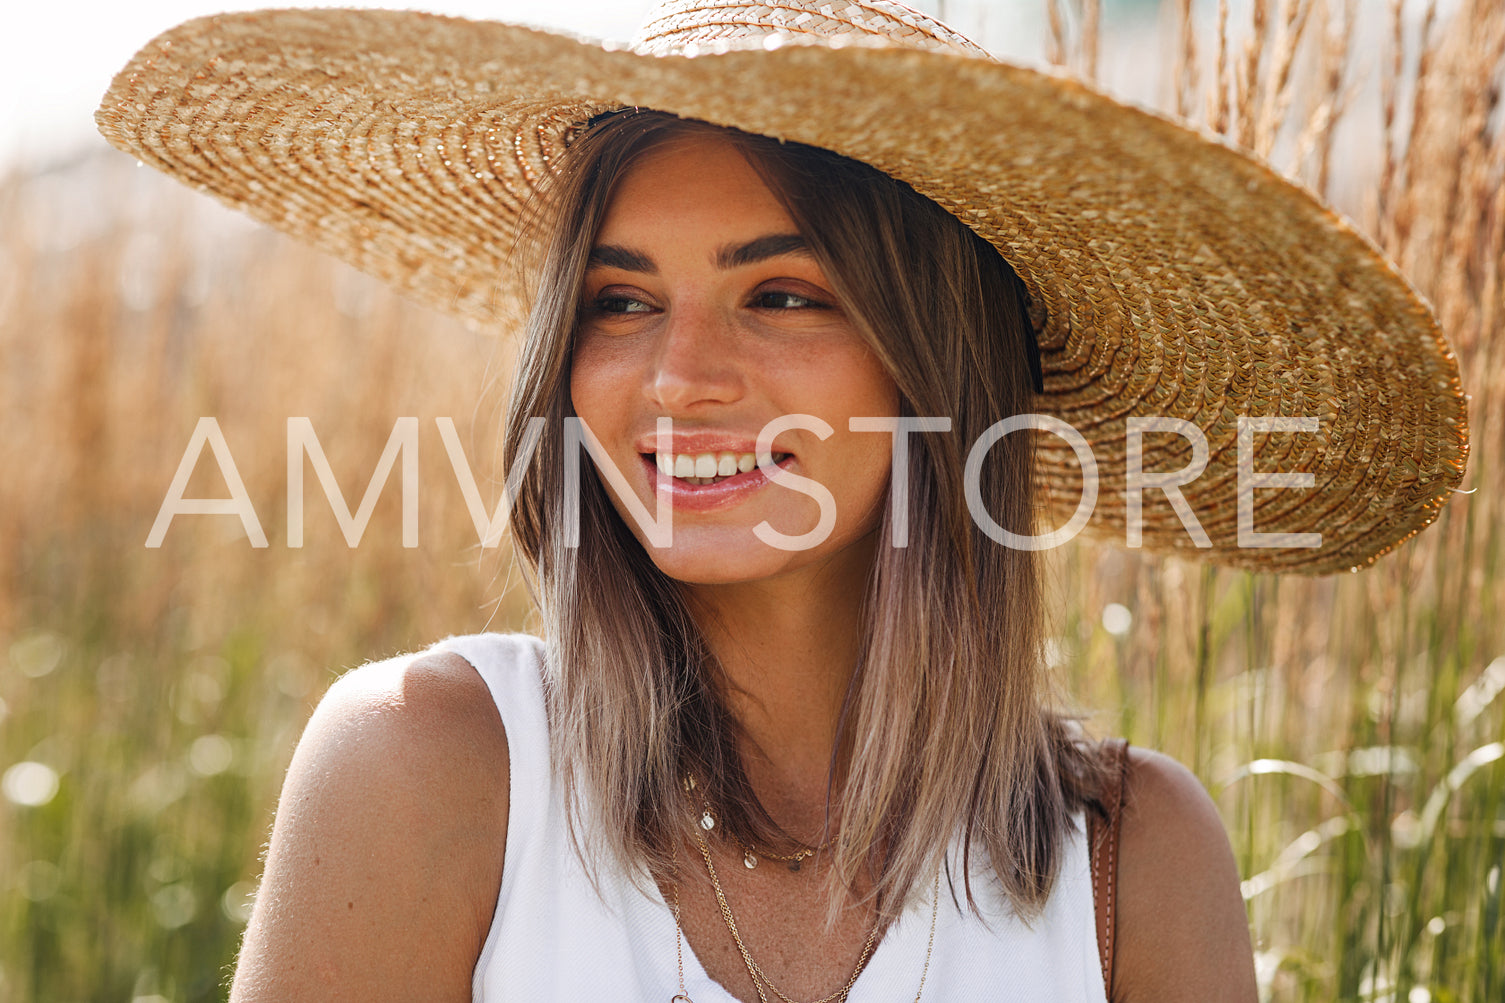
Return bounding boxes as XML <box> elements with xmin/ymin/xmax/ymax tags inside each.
<box><xmin>1046</xmin><ymin>1</ymin><xmax>1505</xmax><ymax>998</ymax></box>
<box><xmin>0</xmin><ymin>1</ymin><xmax>1501</xmax><ymax>1001</ymax></box>
<box><xmin>0</xmin><ymin>152</ymin><xmax>535</xmax><ymax>1002</ymax></box>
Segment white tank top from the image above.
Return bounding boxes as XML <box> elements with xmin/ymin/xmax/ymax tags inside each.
<box><xmin>434</xmin><ymin>632</ymin><xmax>1108</xmax><ymax>1003</ymax></box>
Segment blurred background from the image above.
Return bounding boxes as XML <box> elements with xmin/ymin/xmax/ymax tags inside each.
<box><xmin>1</xmin><ymin>1</ymin><xmax>1501</xmax><ymax>1000</ymax></box>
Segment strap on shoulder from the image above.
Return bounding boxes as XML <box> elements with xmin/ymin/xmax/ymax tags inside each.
<box><xmin>1088</xmin><ymin>737</ymin><xmax>1130</xmax><ymax>1001</ymax></box>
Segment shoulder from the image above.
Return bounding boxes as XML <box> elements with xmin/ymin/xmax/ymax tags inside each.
<box><xmin>307</xmin><ymin>646</ymin><xmax>512</xmax><ymax>796</ymax></box>
<box><xmin>230</xmin><ymin>647</ymin><xmax>509</xmax><ymax>1002</ymax></box>
<box><xmin>1110</xmin><ymin>747</ymin><xmax>1257</xmax><ymax>1003</ymax></box>
<box><xmin>288</xmin><ymin>646</ymin><xmax>510</xmax><ymax>829</ymax></box>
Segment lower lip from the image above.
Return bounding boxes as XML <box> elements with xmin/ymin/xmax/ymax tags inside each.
<box><xmin>639</xmin><ymin>454</ymin><xmax>795</xmax><ymax>512</ymax></box>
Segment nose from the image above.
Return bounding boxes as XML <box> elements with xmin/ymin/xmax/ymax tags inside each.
<box><xmin>645</xmin><ymin>300</ymin><xmax>742</xmax><ymax>413</ymax></box>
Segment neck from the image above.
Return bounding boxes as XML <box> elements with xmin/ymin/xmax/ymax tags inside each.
<box><xmin>684</xmin><ymin>535</ymin><xmax>876</xmax><ymax>838</ymax></box>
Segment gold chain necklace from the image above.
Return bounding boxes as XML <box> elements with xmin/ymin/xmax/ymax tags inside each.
<box><xmin>698</xmin><ymin>822</ymin><xmax>875</xmax><ymax>1003</ymax></box>
<box><xmin>737</xmin><ymin>834</ymin><xmax>833</xmax><ymax>872</ymax></box>
<box><xmin>670</xmin><ymin>824</ymin><xmax>940</xmax><ymax>1003</ymax></box>
<box><xmin>684</xmin><ymin>774</ymin><xmax>831</xmax><ymax>872</ymax></box>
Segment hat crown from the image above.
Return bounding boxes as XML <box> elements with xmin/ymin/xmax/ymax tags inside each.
<box><xmin>631</xmin><ymin>0</ymin><xmax>989</xmax><ymax>58</ymax></box>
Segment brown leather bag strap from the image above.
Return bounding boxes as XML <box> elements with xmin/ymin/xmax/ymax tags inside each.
<box><xmin>1088</xmin><ymin>738</ymin><xmax>1130</xmax><ymax>1001</ymax></box>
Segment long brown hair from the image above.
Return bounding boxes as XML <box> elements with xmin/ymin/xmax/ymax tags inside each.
<box><xmin>503</xmin><ymin>109</ymin><xmax>1110</xmax><ymax>920</ymax></box>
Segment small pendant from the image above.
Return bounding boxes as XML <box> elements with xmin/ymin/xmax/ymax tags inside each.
<box><xmin>787</xmin><ymin>859</ymin><xmax>801</xmax><ymax>873</ymax></box>
<box><xmin>744</xmin><ymin>850</ymin><xmax>757</xmax><ymax>869</ymax></box>
<box><xmin>700</xmin><ymin>811</ymin><xmax>715</xmax><ymax>831</ymax></box>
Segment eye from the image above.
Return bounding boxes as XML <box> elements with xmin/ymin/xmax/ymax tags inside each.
<box><xmin>751</xmin><ymin>289</ymin><xmax>826</xmax><ymax>310</ymax></box>
<box><xmin>589</xmin><ymin>293</ymin><xmax>655</xmax><ymax>315</ymax></box>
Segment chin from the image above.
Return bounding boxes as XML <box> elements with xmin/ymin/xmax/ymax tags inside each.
<box><xmin>642</xmin><ymin>548</ymin><xmax>788</xmax><ymax>587</ymax></box>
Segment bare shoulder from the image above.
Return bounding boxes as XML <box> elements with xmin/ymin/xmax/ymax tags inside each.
<box><xmin>1112</xmin><ymin>747</ymin><xmax>1257</xmax><ymax>1003</ymax></box>
<box><xmin>230</xmin><ymin>648</ymin><xmax>509</xmax><ymax>1002</ymax></box>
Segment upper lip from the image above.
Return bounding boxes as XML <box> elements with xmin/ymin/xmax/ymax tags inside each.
<box><xmin>631</xmin><ymin>431</ymin><xmax>794</xmax><ymax>456</ymax></box>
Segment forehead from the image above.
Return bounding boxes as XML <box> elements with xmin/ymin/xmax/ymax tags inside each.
<box><xmin>596</xmin><ymin>133</ymin><xmax>796</xmax><ymax>244</ymax></box>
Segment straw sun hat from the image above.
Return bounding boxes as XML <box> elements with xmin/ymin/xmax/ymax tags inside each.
<box><xmin>96</xmin><ymin>0</ymin><xmax>1468</xmax><ymax>574</ymax></box>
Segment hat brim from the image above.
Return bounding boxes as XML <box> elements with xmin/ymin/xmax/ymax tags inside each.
<box><xmin>96</xmin><ymin>9</ymin><xmax>1469</xmax><ymax>574</ymax></box>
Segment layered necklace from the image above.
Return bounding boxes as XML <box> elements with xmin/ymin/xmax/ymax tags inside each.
<box><xmin>695</xmin><ymin>802</ymin><xmax>833</xmax><ymax>873</ymax></box>
<box><xmin>671</xmin><ymin>779</ymin><xmax>938</xmax><ymax>1003</ymax></box>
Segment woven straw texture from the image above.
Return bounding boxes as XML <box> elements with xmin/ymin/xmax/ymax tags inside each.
<box><xmin>95</xmin><ymin>0</ymin><xmax>1469</xmax><ymax>574</ymax></box>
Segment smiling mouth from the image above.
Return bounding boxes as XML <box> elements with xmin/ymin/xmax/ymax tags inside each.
<box><xmin>647</xmin><ymin>450</ymin><xmax>793</xmax><ymax>485</ymax></box>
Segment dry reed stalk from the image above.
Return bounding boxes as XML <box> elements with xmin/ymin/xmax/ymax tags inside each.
<box><xmin>1081</xmin><ymin>0</ymin><xmax>1101</xmax><ymax>82</ymax></box>
<box><xmin>1046</xmin><ymin>0</ymin><xmax>1067</xmax><ymax>67</ymax></box>
<box><xmin>1174</xmin><ymin>0</ymin><xmax>1197</xmax><ymax>120</ymax></box>
<box><xmin>1377</xmin><ymin>0</ymin><xmax>1406</xmax><ymax>245</ymax></box>
<box><xmin>1291</xmin><ymin>0</ymin><xmax>1357</xmax><ymax>198</ymax></box>
<box><xmin>1253</xmin><ymin>0</ymin><xmax>1312</xmax><ymax>160</ymax></box>
<box><xmin>1210</xmin><ymin>0</ymin><xmax>1233</xmax><ymax>136</ymax></box>
<box><xmin>1390</xmin><ymin>0</ymin><xmax>1440</xmax><ymax>270</ymax></box>
<box><xmin>1043</xmin><ymin>2</ymin><xmax>1101</xmax><ymax>87</ymax></box>
<box><xmin>1235</xmin><ymin>0</ymin><xmax>1271</xmax><ymax>150</ymax></box>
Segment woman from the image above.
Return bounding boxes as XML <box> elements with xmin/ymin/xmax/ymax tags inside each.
<box><xmin>225</xmin><ymin>109</ymin><xmax>1254</xmax><ymax>1003</ymax></box>
<box><xmin>95</xmin><ymin>2</ymin><xmax>1467</xmax><ymax>1001</ymax></box>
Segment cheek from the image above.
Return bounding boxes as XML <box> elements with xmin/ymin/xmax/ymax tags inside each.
<box><xmin>848</xmin><ymin>438</ymin><xmax>896</xmax><ymax>526</ymax></box>
<box><xmin>814</xmin><ymin>359</ymin><xmax>899</xmax><ymax>528</ymax></box>
<box><xmin>830</xmin><ymin>358</ymin><xmax>901</xmax><ymax>432</ymax></box>
<box><xmin>568</xmin><ymin>335</ymin><xmax>633</xmax><ymax>418</ymax></box>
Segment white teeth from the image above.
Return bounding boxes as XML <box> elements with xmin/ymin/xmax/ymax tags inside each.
<box><xmin>653</xmin><ymin>450</ymin><xmax>786</xmax><ymax>481</ymax></box>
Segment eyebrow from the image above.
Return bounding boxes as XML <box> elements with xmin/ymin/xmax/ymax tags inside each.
<box><xmin>586</xmin><ymin>233</ymin><xmax>812</xmax><ymax>274</ymax></box>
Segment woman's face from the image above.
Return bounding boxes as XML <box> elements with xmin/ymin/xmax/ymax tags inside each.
<box><xmin>569</xmin><ymin>132</ymin><xmax>900</xmax><ymax>587</ymax></box>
